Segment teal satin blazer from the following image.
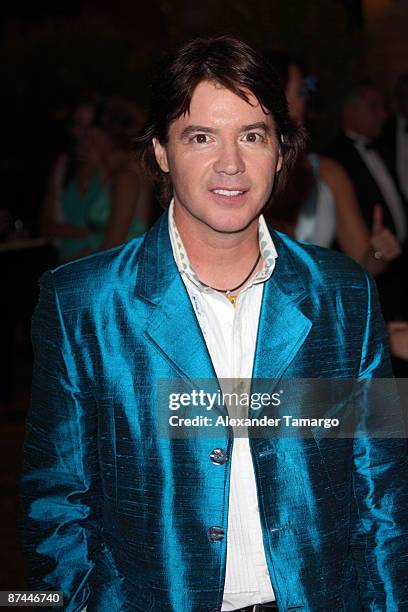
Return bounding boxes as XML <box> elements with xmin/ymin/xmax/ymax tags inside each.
<box><xmin>20</xmin><ymin>211</ymin><xmax>408</xmax><ymax>611</ymax></box>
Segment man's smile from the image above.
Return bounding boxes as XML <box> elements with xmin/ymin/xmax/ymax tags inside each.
<box><xmin>208</xmin><ymin>186</ymin><xmax>250</xmax><ymax>204</ymax></box>
<box><xmin>212</xmin><ymin>189</ymin><xmax>245</xmax><ymax>196</ymax></box>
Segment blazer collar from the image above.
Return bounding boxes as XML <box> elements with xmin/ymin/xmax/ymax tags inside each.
<box><xmin>134</xmin><ymin>209</ymin><xmax>177</xmax><ymax>306</ymax></box>
<box><xmin>135</xmin><ymin>211</ymin><xmax>312</xmax><ymax>387</ymax></box>
<box><xmin>252</xmin><ymin>231</ymin><xmax>312</xmax><ymax>392</ymax></box>
<box><xmin>136</xmin><ymin>211</ymin><xmax>217</xmax><ymax>382</ymax></box>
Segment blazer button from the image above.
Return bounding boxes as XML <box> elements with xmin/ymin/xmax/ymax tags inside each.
<box><xmin>208</xmin><ymin>526</ymin><xmax>224</xmax><ymax>542</ymax></box>
<box><xmin>210</xmin><ymin>448</ymin><xmax>228</xmax><ymax>465</ymax></box>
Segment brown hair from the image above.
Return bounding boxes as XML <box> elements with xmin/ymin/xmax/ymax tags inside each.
<box><xmin>134</xmin><ymin>35</ymin><xmax>306</xmax><ymax>207</ymax></box>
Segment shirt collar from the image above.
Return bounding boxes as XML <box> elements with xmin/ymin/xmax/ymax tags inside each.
<box><xmin>167</xmin><ymin>199</ymin><xmax>277</xmax><ymax>294</ymax></box>
<box><xmin>345</xmin><ymin>129</ymin><xmax>372</xmax><ymax>149</ymax></box>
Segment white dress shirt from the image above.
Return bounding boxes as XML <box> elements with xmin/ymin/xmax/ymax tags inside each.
<box><xmin>168</xmin><ymin>201</ymin><xmax>277</xmax><ymax>610</ymax></box>
<box><xmin>346</xmin><ymin>129</ymin><xmax>407</xmax><ymax>242</ymax></box>
<box><xmin>396</xmin><ymin>114</ymin><xmax>408</xmax><ymax>202</ymax></box>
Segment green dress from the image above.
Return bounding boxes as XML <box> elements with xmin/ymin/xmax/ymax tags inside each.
<box><xmin>59</xmin><ymin>174</ymin><xmax>146</xmax><ymax>260</ymax></box>
<box><xmin>58</xmin><ymin>174</ymin><xmax>105</xmax><ymax>261</ymax></box>
<box><xmin>86</xmin><ymin>179</ymin><xmax>146</xmax><ymax>252</ymax></box>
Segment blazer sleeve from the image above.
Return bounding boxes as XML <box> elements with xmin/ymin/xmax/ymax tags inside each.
<box><xmin>19</xmin><ymin>271</ymin><xmax>100</xmax><ymax>612</ymax></box>
<box><xmin>350</xmin><ymin>271</ymin><xmax>408</xmax><ymax>609</ymax></box>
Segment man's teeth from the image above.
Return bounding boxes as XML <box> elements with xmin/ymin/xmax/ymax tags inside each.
<box><xmin>213</xmin><ymin>189</ymin><xmax>244</xmax><ymax>196</ymax></box>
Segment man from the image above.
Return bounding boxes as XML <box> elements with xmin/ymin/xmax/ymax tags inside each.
<box><xmin>379</xmin><ymin>73</ymin><xmax>408</xmax><ymax>202</ymax></box>
<box><xmin>20</xmin><ymin>37</ymin><xmax>408</xmax><ymax>612</ymax></box>
<box><xmin>326</xmin><ymin>79</ymin><xmax>408</xmax><ymax>325</ymax></box>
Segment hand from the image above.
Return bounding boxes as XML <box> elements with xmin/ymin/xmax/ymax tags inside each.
<box><xmin>387</xmin><ymin>321</ymin><xmax>408</xmax><ymax>360</ymax></box>
<box><xmin>370</xmin><ymin>204</ymin><xmax>401</xmax><ymax>262</ymax></box>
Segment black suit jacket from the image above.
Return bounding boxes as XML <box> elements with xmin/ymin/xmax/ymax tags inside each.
<box><xmin>325</xmin><ymin>132</ymin><xmax>408</xmax><ymax>323</ymax></box>
<box><xmin>325</xmin><ymin>132</ymin><xmax>406</xmax><ymax>231</ymax></box>
<box><xmin>377</xmin><ymin>114</ymin><xmax>398</xmax><ymax>178</ymax></box>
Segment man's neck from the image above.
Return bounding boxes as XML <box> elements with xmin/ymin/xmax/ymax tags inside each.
<box><xmin>173</xmin><ymin>203</ymin><xmax>262</xmax><ymax>292</ymax></box>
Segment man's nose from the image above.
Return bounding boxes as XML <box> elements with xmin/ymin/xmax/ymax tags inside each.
<box><xmin>213</xmin><ymin>142</ymin><xmax>245</xmax><ymax>175</ymax></box>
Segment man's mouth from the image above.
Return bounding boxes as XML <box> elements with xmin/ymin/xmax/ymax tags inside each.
<box><xmin>210</xmin><ymin>188</ymin><xmax>246</xmax><ymax>197</ymax></box>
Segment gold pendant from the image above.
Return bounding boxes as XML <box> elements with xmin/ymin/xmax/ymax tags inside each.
<box><xmin>226</xmin><ymin>293</ymin><xmax>237</xmax><ymax>307</ymax></box>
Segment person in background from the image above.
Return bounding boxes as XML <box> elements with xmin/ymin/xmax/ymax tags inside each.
<box><xmin>41</xmin><ymin>98</ymin><xmax>99</xmax><ymax>261</ymax></box>
<box><xmin>74</xmin><ymin>96</ymin><xmax>152</xmax><ymax>257</ymax></box>
<box><xmin>41</xmin><ymin>97</ymin><xmax>151</xmax><ymax>262</ymax></box>
<box><xmin>267</xmin><ymin>55</ymin><xmax>401</xmax><ymax>278</ymax></box>
<box><xmin>325</xmin><ymin>79</ymin><xmax>408</xmax><ymax>325</ymax></box>
<box><xmin>379</xmin><ymin>72</ymin><xmax>408</xmax><ymax>202</ymax></box>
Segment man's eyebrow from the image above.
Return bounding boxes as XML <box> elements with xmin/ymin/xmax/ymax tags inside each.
<box><xmin>179</xmin><ymin>125</ymin><xmax>216</xmax><ymax>138</ymax></box>
<box><xmin>241</xmin><ymin>122</ymin><xmax>272</xmax><ymax>134</ymax></box>
<box><xmin>179</xmin><ymin>122</ymin><xmax>273</xmax><ymax>139</ymax></box>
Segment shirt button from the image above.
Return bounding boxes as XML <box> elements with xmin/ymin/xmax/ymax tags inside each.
<box><xmin>265</xmin><ymin>568</ymin><xmax>270</xmax><ymax>576</ymax></box>
<box><xmin>208</xmin><ymin>526</ymin><xmax>224</xmax><ymax>542</ymax></box>
<box><xmin>210</xmin><ymin>448</ymin><xmax>228</xmax><ymax>465</ymax></box>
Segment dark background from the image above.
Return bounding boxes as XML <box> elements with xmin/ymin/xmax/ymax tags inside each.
<box><xmin>1</xmin><ymin>0</ymin><xmax>366</xmax><ymax>230</ymax></box>
<box><xmin>1</xmin><ymin>0</ymin><xmax>408</xmax><ymax>598</ymax></box>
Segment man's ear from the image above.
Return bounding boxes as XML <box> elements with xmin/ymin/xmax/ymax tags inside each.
<box><xmin>276</xmin><ymin>137</ymin><xmax>284</xmax><ymax>173</ymax></box>
<box><xmin>276</xmin><ymin>149</ymin><xmax>283</xmax><ymax>173</ymax></box>
<box><xmin>153</xmin><ymin>138</ymin><xmax>170</xmax><ymax>173</ymax></box>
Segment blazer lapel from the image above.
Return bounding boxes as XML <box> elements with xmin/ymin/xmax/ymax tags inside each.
<box><xmin>252</xmin><ymin>231</ymin><xmax>312</xmax><ymax>397</ymax></box>
<box><xmin>135</xmin><ymin>211</ymin><xmax>217</xmax><ymax>384</ymax></box>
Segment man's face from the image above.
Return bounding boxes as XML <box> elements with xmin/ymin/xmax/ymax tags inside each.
<box><xmin>346</xmin><ymin>88</ymin><xmax>387</xmax><ymax>140</ymax></box>
<box><xmin>153</xmin><ymin>80</ymin><xmax>282</xmax><ymax>235</ymax></box>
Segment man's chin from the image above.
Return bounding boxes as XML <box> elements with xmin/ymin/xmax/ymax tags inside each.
<box><xmin>202</xmin><ymin>215</ymin><xmax>260</xmax><ymax>235</ymax></box>
<box><xmin>174</xmin><ymin>198</ymin><xmax>262</xmax><ymax>235</ymax></box>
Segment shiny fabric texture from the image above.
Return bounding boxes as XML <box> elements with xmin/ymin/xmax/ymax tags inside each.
<box><xmin>19</xmin><ymin>211</ymin><xmax>408</xmax><ymax>611</ymax></box>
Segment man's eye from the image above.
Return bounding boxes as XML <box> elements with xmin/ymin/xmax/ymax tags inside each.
<box><xmin>192</xmin><ymin>134</ymin><xmax>210</xmax><ymax>144</ymax></box>
<box><xmin>244</xmin><ymin>132</ymin><xmax>264</xmax><ymax>143</ymax></box>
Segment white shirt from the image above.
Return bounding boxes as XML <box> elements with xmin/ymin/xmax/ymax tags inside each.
<box><xmin>346</xmin><ymin>129</ymin><xmax>407</xmax><ymax>242</ymax></box>
<box><xmin>396</xmin><ymin>114</ymin><xmax>408</xmax><ymax>202</ymax></box>
<box><xmin>168</xmin><ymin>201</ymin><xmax>277</xmax><ymax>610</ymax></box>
